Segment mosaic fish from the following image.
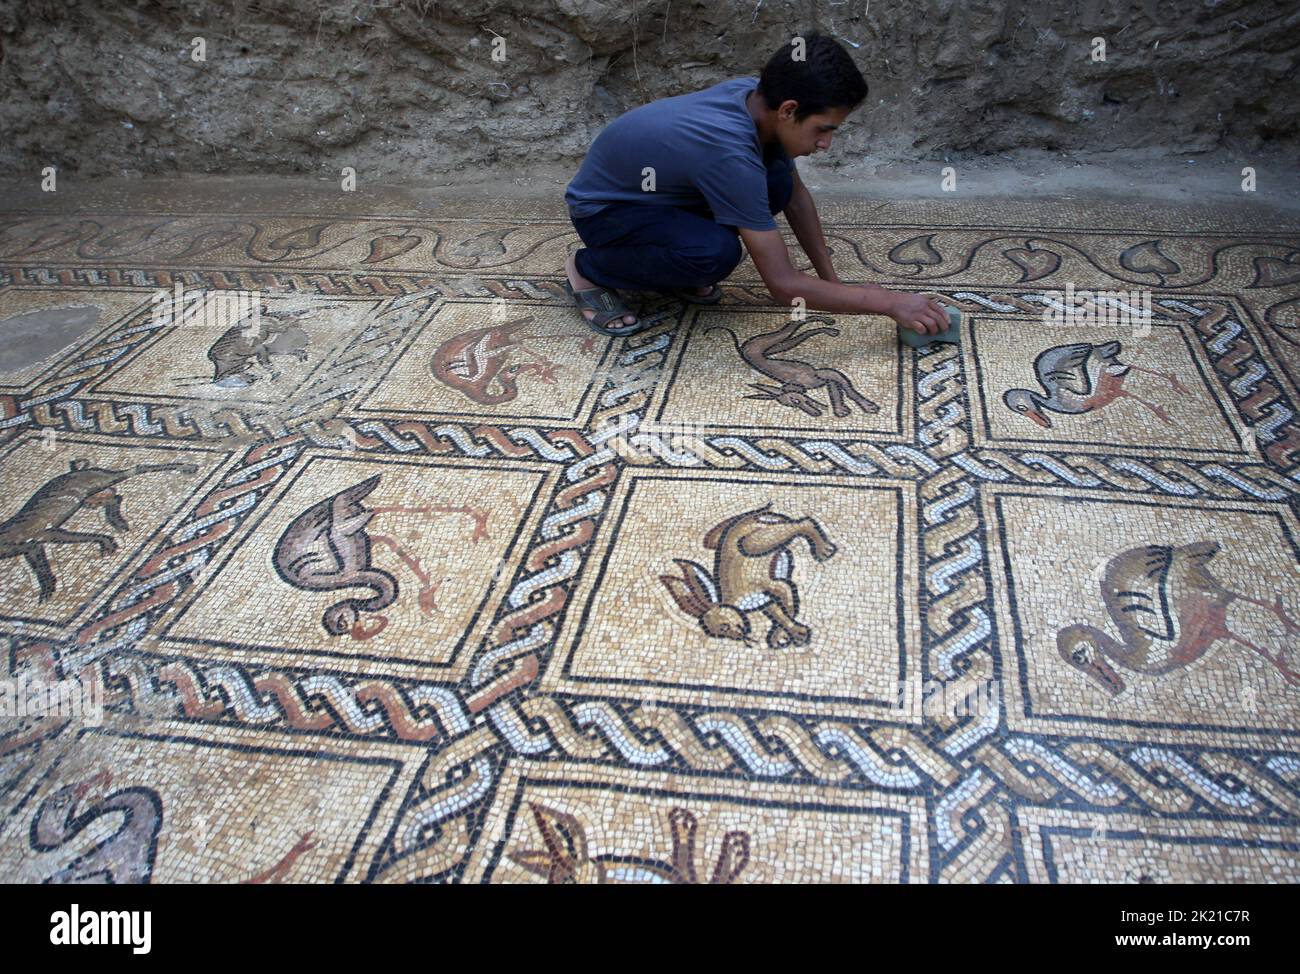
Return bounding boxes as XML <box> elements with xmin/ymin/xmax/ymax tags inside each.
<box><xmin>430</xmin><ymin>317</ymin><xmax>561</xmax><ymax>405</ymax></box>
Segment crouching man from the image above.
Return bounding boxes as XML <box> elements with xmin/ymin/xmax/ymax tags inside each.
<box><xmin>563</xmin><ymin>31</ymin><xmax>948</xmax><ymax>338</ymax></box>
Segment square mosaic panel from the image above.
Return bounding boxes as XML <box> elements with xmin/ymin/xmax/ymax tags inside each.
<box><xmin>463</xmin><ymin>762</ymin><xmax>927</xmax><ymax>884</ymax></box>
<box><xmin>90</xmin><ymin>292</ymin><xmax>379</xmax><ymax>407</ymax></box>
<box><xmin>0</xmin><ymin>721</ymin><xmax>412</xmax><ymax>883</ymax></box>
<box><xmin>3</xmin><ymin>194</ymin><xmax>1299</xmax><ymax>883</ymax></box>
<box><xmin>646</xmin><ymin>307</ymin><xmax>910</xmax><ymax>441</ymax></box>
<box><xmin>160</xmin><ymin>453</ymin><xmax>558</xmax><ymax>680</ymax></box>
<box><xmin>0</xmin><ymin>434</ymin><xmax>230</xmax><ymax>632</ymax></box>
<box><xmin>543</xmin><ymin>469</ymin><xmax>919</xmax><ymax>721</ymax></box>
<box><xmin>1019</xmin><ymin>808</ymin><xmax>1300</xmax><ymax>884</ymax></box>
<box><xmin>966</xmin><ymin>313</ymin><xmax>1246</xmax><ymax>457</ymax></box>
<box><xmin>353</xmin><ymin>300</ymin><xmax>613</xmax><ymax>426</ymax></box>
<box><xmin>986</xmin><ymin>486</ymin><xmax>1300</xmax><ymax>748</ymax></box>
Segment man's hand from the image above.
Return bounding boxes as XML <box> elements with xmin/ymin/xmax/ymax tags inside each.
<box><xmin>887</xmin><ymin>292</ymin><xmax>949</xmax><ymax>336</ymax></box>
<box><xmin>737</xmin><ymin>227</ymin><xmax>950</xmax><ymax>333</ymax></box>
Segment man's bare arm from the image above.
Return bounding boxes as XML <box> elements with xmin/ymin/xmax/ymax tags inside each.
<box><xmin>783</xmin><ymin>169</ymin><xmax>838</xmax><ymax>282</ymax></box>
<box><xmin>738</xmin><ymin>226</ymin><xmax>948</xmax><ymax>334</ymax></box>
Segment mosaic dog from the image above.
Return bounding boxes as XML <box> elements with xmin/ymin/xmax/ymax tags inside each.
<box><xmin>660</xmin><ymin>502</ymin><xmax>837</xmax><ymax>649</ymax></box>
<box><xmin>0</xmin><ymin>458</ymin><xmax>198</xmax><ymax>601</ymax></box>
<box><xmin>708</xmin><ymin>316</ymin><xmax>879</xmax><ymax>418</ymax></box>
<box><xmin>172</xmin><ymin>306</ymin><xmax>311</xmax><ymax>389</ymax></box>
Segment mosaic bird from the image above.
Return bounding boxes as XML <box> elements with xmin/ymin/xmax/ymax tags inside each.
<box><xmin>272</xmin><ymin>474</ymin><xmax>399</xmax><ymax>638</ymax></box>
<box><xmin>31</xmin><ymin>770</ymin><xmax>162</xmax><ymax>884</ymax></box>
<box><xmin>1057</xmin><ymin>541</ymin><xmax>1300</xmax><ymax>695</ymax></box>
<box><xmin>1002</xmin><ymin>341</ymin><xmax>1190</xmax><ymax>428</ymax></box>
<box><xmin>431</xmin><ymin>317</ymin><xmax>560</xmax><ymax>405</ymax></box>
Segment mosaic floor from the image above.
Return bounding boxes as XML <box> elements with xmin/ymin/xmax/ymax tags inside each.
<box><xmin>1</xmin><ymin>192</ymin><xmax>1299</xmax><ymax>883</ymax></box>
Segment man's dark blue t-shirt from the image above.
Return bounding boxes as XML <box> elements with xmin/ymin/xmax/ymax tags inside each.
<box><xmin>565</xmin><ymin>76</ymin><xmax>793</xmax><ymax>231</ymax></box>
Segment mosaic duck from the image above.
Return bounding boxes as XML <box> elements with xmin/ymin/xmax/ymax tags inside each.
<box><xmin>1002</xmin><ymin>340</ymin><xmax>1190</xmax><ymax>428</ymax></box>
<box><xmin>31</xmin><ymin>770</ymin><xmax>162</xmax><ymax>884</ymax></box>
<box><xmin>507</xmin><ymin>802</ymin><xmax>750</xmax><ymax>884</ymax></box>
<box><xmin>1057</xmin><ymin>541</ymin><xmax>1300</xmax><ymax>695</ymax></box>
<box><xmin>272</xmin><ymin>474</ymin><xmax>399</xmax><ymax>638</ymax></box>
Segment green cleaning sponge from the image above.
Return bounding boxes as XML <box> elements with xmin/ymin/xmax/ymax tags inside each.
<box><xmin>898</xmin><ymin>304</ymin><xmax>962</xmax><ymax>348</ymax></box>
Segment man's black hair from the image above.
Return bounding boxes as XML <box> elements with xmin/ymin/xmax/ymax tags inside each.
<box><xmin>756</xmin><ymin>32</ymin><xmax>868</xmax><ymax>121</ymax></box>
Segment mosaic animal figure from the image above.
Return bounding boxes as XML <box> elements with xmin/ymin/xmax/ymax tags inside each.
<box><xmin>1002</xmin><ymin>341</ymin><xmax>1191</xmax><ymax>429</ymax></box>
<box><xmin>660</xmin><ymin>503</ymin><xmax>837</xmax><ymax>649</ymax></box>
<box><xmin>507</xmin><ymin>803</ymin><xmax>750</xmax><ymax>884</ymax></box>
<box><xmin>440</xmin><ymin>227</ymin><xmax>513</xmax><ymax>267</ymax></box>
<box><xmin>31</xmin><ymin>770</ymin><xmax>163</xmax><ymax>884</ymax></box>
<box><xmin>431</xmin><ymin>317</ymin><xmax>562</xmax><ymax>405</ymax></box>
<box><xmin>171</xmin><ymin>306</ymin><xmax>311</xmax><ymax>389</ymax></box>
<box><xmin>272</xmin><ymin>474</ymin><xmax>399</xmax><ymax>639</ymax></box>
<box><xmin>0</xmin><ymin>458</ymin><xmax>198</xmax><ymax>602</ymax></box>
<box><xmin>1058</xmin><ymin>541</ymin><xmax>1300</xmax><ymax>695</ymax></box>
<box><xmin>708</xmin><ymin>316</ymin><xmax>880</xmax><ymax>418</ymax></box>
<box><xmin>243</xmin><ymin>833</ymin><xmax>318</xmax><ymax>884</ymax></box>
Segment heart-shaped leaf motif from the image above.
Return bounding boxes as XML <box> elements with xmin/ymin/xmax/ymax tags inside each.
<box><xmin>267</xmin><ymin>222</ymin><xmax>331</xmax><ymax>254</ymax></box>
<box><xmin>364</xmin><ymin>233</ymin><xmax>422</xmax><ymax>264</ymax></box>
<box><xmin>1119</xmin><ymin>239</ymin><xmax>1180</xmax><ymax>278</ymax></box>
<box><xmin>83</xmin><ymin>221</ymin><xmax>169</xmax><ymax>256</ymax></box>
<box><xmin>1251</xmin><ymin>253</ymin><xmax>1300</xmax><ymax>289</ymax></box>
<box><xmin>1004</xmin><ymin>244</ymin><xmax>1061</xmax><ymax>283</ymax></box>
<box><xmin>1266</xmin><ymin>295</ymin><xmax>1300</xmax><ymax>331</ymax></box>
<box><xmin>440</xmin><ymin>227</ymin><xmax>516</xmax><ymax>268</ymax></box>
<box><xmin>172</xmin><ymin>223</ymin><xmax>245</xmax><ymax>260</ymax></box>
<box><xmin>888</xmin><ymin>233</ymin><xmax>943</xmax><ymax>271</ymax></box>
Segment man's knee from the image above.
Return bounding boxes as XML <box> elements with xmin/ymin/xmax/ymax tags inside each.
<box><xmin>680</xmin><ymin>227</ymin><xmax>742</xmax><ymax>282</ymax></box>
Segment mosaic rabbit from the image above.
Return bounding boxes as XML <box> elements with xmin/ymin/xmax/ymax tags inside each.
<box><xmin>659</xmin><ymin>503</ymin><xmax>837</xmax><ymax>649</ymax></box>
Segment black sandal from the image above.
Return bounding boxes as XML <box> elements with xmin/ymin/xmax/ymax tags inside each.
<box><xmin>563</xmin><ymin>280</ymin><xmax>646</xmax><ymax>337</ymax></box>
<box><xmin>671</xmin><ymin>285</ymin><xmax>724</xmax><ymax>305</ymax></box>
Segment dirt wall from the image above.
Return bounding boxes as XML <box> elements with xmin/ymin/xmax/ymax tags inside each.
<box><xmin>1</xmin><ymin>0</ymin><xmax>1296</xmax><ymax>179</ymax></box>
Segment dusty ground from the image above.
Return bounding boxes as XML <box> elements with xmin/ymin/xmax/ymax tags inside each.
<box><xmin>3</xmin><ymin>145</ymin><xmax>1298</xmax><ymax>218</ymax></box>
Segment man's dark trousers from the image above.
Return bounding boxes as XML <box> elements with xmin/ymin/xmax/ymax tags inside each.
<box><xmin>569</xmin><ymin>151</ymin><xmax>794</xmax><ymax>292</ymax></box>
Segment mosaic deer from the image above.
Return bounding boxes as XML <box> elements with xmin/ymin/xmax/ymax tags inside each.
<box><xmin>708</xmin><ymin>316</ymin><xmax>879</xmax><ymax>418</ymax></box>
<box><xmin>0</xmin><ymin>458</ymin><xmax>198</xmax><ymax>601</ymax></box>
<box><xmin>660</xmin><ymin>503</ymin><xmax>837</xmax><ymax>649</ymax></box>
